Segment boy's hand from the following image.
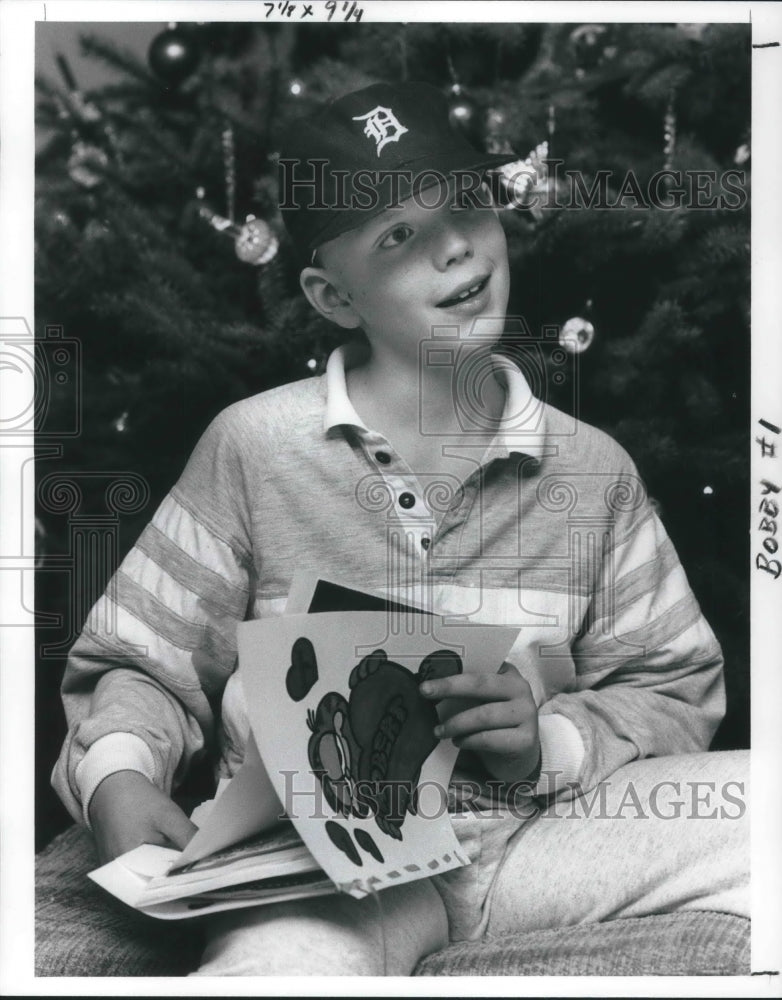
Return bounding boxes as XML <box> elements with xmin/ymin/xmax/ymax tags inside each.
<box><xmin>420</xmin><ymin>662</ymin><xmax>541</xmax><ymax>787</ymax></box>
<box><xmin>88</xmin><ymin>770</ymin><xmax>197</xmax><ymax>865</ymax></box>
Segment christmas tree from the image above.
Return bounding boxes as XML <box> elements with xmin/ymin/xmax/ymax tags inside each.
<box><xmin>34</xmin><ymin>21</ymin><xmax>750</xmax><ymax>845</ymax></box>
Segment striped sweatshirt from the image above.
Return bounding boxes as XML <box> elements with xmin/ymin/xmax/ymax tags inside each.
<box><xmin>52</xmin><ymin>344</ymin><xmax>725</xmax><ymax>825</ymax></box>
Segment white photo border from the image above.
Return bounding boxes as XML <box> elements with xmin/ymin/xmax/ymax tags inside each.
<box><xmin>1</xmin><ymin>1</ymin><xmax>780</xmax><ymax>995</ymax></box>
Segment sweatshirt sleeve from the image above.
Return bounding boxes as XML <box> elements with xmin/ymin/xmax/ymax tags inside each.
<box><xmin>51</xmin><ymin>407</ymin><xmax>256</xmax><ymax>825</ymax></box>
<box><xmin>534</xmin><ymin>459</ymin><xmax>725</xmax><ymax>799</ymax></box>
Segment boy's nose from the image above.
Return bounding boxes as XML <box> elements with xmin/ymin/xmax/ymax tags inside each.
<box><xmin>432</xmin><ymin>223</ymin><xmax>473</xmax><ymax>270</ymax></box>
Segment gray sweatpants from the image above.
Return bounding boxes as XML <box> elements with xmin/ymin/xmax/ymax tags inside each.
<box><xmin>191</xmin><ymin>750</ymin><xmax>749</xmax><ymax>976</ymax></box>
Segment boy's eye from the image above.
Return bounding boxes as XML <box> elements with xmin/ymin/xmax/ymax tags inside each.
<box><xmin>378</xmin><ymin>224</ymin><xmax>413</xmax><ymax>249</ymax></box>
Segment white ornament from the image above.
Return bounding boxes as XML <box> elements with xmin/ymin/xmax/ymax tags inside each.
<box><xmin>234</xmin><ymin>216</ymin><xmax>279</xmax><ymax>266</ymax></box>
<box><xmin>67</xmin><ymin>141</ymin><xmax>109</xmax><ymax>189</ymax></box>
<box><xmin>559</xmin><ymin>317</ymin><xmax>595</xmax><ymax>354</ymax></box>
<box><xmin>495</xmin><ymin>141</ymin><xmax>549</xmax><ymax>209</ymax></box>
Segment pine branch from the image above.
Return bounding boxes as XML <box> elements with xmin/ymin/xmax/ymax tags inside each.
<box><xmin>79</xmin><ymin>33</ymin><xmax>158</xmax><ymax>87</ymax></box>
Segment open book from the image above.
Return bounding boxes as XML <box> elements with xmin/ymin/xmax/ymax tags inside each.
<box><xmin>89</xmin><ymin>576</ymin><xmax>520</xmax><ymax>919</ymax></box>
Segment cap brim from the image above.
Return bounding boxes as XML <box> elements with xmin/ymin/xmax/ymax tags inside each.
<box><xmin>306</xmin><ymin>148</ymin><xmax>519</xmax><ymax>255</ymax></box>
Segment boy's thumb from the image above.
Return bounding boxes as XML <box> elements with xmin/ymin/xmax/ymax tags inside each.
<box><xmin>161</xmin><ymin>808</ymin><xmax>198</xmax><ymax>850</ymax></box>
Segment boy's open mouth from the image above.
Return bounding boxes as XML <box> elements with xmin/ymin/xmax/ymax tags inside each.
<box><xmin>436</xmin><ymin>275</ymin><xmax>490</xmax><ymax>309</ymax></box>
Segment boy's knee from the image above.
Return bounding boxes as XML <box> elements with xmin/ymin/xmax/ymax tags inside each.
<box><xmin>192</xmin><ymin>900</ymin><xmax>375</xmax><ymax>976</ymax></box>
<box><xmin>192</xmin><ymin>882</ymin><xmax>448</xmax><ymax>977</ymax></box>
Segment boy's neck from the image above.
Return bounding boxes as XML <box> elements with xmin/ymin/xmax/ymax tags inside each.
<box><xmin>344</xmin><ymin>336</ymin><xmax>506</xmax><ymax>439</ymax></box>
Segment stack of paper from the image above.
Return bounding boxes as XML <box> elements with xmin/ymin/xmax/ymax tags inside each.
<box><xmin>89</xmin><ymin>576</ymin><xmax>520</xmax><ymax>918</ymax></box>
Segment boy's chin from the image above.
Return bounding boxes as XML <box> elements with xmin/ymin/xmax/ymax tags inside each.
<box><xmin>445</xmin><ymin>315</ymin><xmax>506</xmax><ymax>346</ymax></box>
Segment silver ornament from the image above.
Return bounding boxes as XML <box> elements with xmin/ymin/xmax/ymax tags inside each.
<box><xmin>559</xmin><ymin>317</ymin><xmax>595</xmax><ymax>354</ymax></box>
<box><xmin>234</xmin><ymin>216</ymin><xmax>279</xmax><ymax>266</ymax></box>
<box><xmin>67</xmin><ymin>141</ymin><xmax>109</xmax><ymax>189</ymax></box>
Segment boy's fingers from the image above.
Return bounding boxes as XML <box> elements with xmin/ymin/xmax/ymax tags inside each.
<box><xmin>98</xmin><ymin>824</ymin><xmax>168</xmax><ymax>863</ymax></box>
<box><xmin>159</xmin><ymin>808</ymin><xmax>198</xmax><ymax>850</ymax></box>
<box><xmin>421</xmin><ymin>667</ymin><xmax>529</xmax><ymax>702</ymax></box>
<box><xmin>435</xmin><ymin>699</ymin><xmax>533</xmax><ymax>740</ymax></box>
<box><xmin>138</xmin><ymin>827</ymin><xmax>175</xmax><ymax>849</ymax></box>
<box><xmin>453</xmin><ymin>727</ymin><xmax>535</xmax><ymax>756</ymax></box>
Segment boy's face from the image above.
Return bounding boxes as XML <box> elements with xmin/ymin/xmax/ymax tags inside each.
<box><xmin>312</xmin><ymin>179</ymin><xmax>510</xmax><ymax>355</ymax></box>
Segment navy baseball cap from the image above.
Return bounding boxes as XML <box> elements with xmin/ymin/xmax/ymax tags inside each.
<box><xmin>278</xmin><ymin>81</ymin><xmax>519</xmax><ymax>263</ymax></box>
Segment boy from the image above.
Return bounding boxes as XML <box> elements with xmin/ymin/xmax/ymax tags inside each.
<box><xmin>53</xmin><ymin>82</ymin><xmax>748</xmax><ymax>976</ymax></box>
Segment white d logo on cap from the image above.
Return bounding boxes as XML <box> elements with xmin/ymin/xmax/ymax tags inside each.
<box><xmin>352</xmin><ymin>105</ymin><xmax>409</xmax><ymax>156</ymax></box>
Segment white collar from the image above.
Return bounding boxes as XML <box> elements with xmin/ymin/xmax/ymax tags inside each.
<box><xmin>323</xmin><ymin>341</ymin><xmax>548</xmax><ymax>460</ymax></box>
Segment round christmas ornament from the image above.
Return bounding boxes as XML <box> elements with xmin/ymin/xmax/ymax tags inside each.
<box><xmin>447</xmin><ymin>84</ymin><xmax>482</xmax><ymax>146</ymax></box>
<box><xmin>67</xmin><ymin>140</ymin><xmax>109</xmax><ymax>188</ymax></box>
<box><xmin>559</xmin><ymin>317</ymin><xmax>595</xmax><ymax>354</ymax></box>
<box><xmin>55</xmin><ymin>53</ymin><xmax>125</xmax><ymax>170</ymax></box>
<box><xmin>197</xmin><ymin>197</ymin><xmax>279</xmax><ymax>267</ymax></box>
<box><xmin>148</xmin><ymin>25</ymin><xmax>201</xmax><ymax>85</ymax></box>
<box><xmin>234</xmin><ymin>216</ymin><xmax>279</xmax><ymax>266</ymax></box>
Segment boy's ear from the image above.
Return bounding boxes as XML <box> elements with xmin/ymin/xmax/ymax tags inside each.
<box><xmin>300</xmin><ymin>267</ymin><xmax>361</xmax><ymax>330</ymax></box>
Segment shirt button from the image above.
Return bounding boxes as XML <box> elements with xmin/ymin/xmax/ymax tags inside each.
<box><xmin>421</xmin><ymin>537</ymin><xmax>431</xmax><ymax>550</ymax></box>
<box><xmin>399</xmin><ymin>492</ymin><xmax>416</xmax><ymax>509</ymax></box>
<box><xmin>375</xmin><ymin>451</ymin><xmax>391</xmax><ymax>464</ymax></box>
